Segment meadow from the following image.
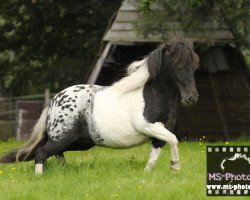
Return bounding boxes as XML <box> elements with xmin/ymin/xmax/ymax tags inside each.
<box><xmin>0</xmin><ymin>139</ymin><xmax>249</xmax><ymax>200</ymax></box>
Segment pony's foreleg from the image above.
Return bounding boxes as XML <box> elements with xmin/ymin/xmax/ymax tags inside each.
<box><xmin>143</xmin><ymin>122</ymin><xmax>181</xmax><ymax>171</ymax></box>
<box><xmin>144</xmin><ymin>147</ymin><xmax>162</xmax><ymax>171</ymax></box>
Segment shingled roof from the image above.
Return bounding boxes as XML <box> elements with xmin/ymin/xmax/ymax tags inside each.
<box><xmin>87</xmin><ymin>0</ymin><xmax>236</xmax><ymax>83</ymax></box>
<box><xmin>103</xmin><ymin>0</ymin><xmax>235</xmax><ymax>43</ymax></box>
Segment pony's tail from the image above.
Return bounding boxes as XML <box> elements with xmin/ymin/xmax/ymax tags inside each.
<box><xmin>0</xmin><ymin>106</ymin><xmax>49</xmax><ymax>163</ymax></box>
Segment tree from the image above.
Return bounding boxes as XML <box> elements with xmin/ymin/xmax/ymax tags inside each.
<box><xmin>0</xmin><ymin>0</ymin><xmax>121</xmax><ymax>96</ymax></box>
<box><xmin>137</xmin><ymin>0</ymin><xmax>250</xmax><ymax>49</ymax></box>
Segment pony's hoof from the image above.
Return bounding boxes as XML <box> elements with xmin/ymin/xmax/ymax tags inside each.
<box><xmin>144</xmin><ymin>166</ymin><xmax>152</xmax><ymax>172</ymax></box>
<box><xmin>170</xmin><ymin>161</ymin><xmax>181</xmax><ymax>171</ymax></box>
<box><xmin>35</xmin><ymin>164</ymin><xmax>44</xmax><ymax>175</ymax></box>
<box><xmin>57</xmin><ymin>160</ymin><xmax>67</xmax><ymax>165</ymax></box>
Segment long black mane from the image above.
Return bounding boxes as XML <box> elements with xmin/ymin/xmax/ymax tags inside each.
<box><xmin>147</xmin><ymin>41</ymin><xmax>199</xmax><ymax>80</ymax></box>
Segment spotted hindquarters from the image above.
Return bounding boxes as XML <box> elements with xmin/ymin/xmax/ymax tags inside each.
<box><xmin>46</xmin><ymin>84</ymin><xmax>103</xmax><ymax>150</ymax></box>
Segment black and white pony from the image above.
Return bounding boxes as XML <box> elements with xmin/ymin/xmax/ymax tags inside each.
<box><xmin>0</xmin><ymin>41</ymin><xmax>199</xmax><ymax>174</ymax></box>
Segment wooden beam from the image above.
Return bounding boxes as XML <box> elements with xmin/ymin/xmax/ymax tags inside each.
<box><xmin>209</xmin><ymin>74</ymin><xmax>230</xmax><ymax>140</ymax></box>
<box><xmin>44</xmin><ymin>88</ymin><xmax>50</xmax><ymax>105</ymax></box>
<box><xmin>110</xmin><ymin>21</ymin><xmax>230</xmax><ymax>31</ymax></box>
<box><xmin>240</xmin><ymin>71</ymin><xmax>250</xmax><ymax>94</ymax></box>
<box><xmin>87</xmin><ymin>42</ymin><xmax>112</xmax><ymax>84</ymax></box>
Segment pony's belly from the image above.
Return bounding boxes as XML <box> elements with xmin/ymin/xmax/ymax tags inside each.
<box><xmin>92</xmin><ymin>87</ymin><xmax>148</xmax><ymax>148</ymax></box>
<box><xmin>95</xmin><ymin>129</ymin><xmax>149</xmax><ymax>148</ymax></box>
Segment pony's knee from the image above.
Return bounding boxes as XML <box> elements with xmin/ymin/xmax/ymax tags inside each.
<box><xmin>142</xmin><ymin>122</ymin><xmax>178</xmax><ymax>146</ymax></box>
<box><xmin>169</xmin><ymin>134</ymin><xmax>178</xmax><ymax>146</ymax></box>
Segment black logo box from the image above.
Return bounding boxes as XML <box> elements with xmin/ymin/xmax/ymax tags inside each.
<box><xmin>207</xmin><ymin>146</ymin><xmax>250</xmax><ymax>196</ymax></box>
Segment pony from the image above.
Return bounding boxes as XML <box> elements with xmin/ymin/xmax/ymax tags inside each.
<box><xmin>0</xmin><ymin>41</ymin><xmax>199</xmax><ymax>174</ymax></box>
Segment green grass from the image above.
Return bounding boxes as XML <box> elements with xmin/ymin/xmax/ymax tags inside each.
<box><xmin>0</xmin><ymin>139</ymin><xmax>249</xmax><ymax>200</ymax></box>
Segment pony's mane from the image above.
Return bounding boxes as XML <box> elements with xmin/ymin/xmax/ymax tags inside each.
<box><xmin>166</xmin><ymin>41</ymin><xmax>199</xmax><ymax>68</ymax></box>
<box><xmin>111</xmin><ymin>41</ymin><xmax>199</xmax><ymax>94</ymax></box>
<box><xmin>111</xmin><ymin>58</ymin><xmax>149</xmax><ymax>93</ymax></box>
<box><xmin>127</xmin><ymin>59</ymin><xmax>145</xmax><ymax>75</ymax></box>
<box><xmin>147</xmin><ymin>41</ymin><xmax>199</xmax><ymax>79</ymax></box>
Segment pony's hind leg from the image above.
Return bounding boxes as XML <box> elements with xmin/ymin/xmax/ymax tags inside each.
<box><xmin>55</xmin><ymin>152</ymin><xmax>66</xmax><ymax>164</ymax></box>
<box><xmin>35</xmin><ymin>140</ymin><xmax>69</xmax><ymax>175</ymax></box>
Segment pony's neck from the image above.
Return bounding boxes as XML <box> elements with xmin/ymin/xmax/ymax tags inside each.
<box><xmin>111</xmin><ymin>59</ymin><xmax>149</xmax><ymax>94</ymax></box>
<box><xmin>150</xmin><ymin>77</ymin><xmax>178</xmax><ymax>99</ymax></box>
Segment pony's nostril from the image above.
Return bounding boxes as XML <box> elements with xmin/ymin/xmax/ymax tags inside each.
<box><xmin>188</xmin><ymin>95</ymin><xmax>198</xmax><ymax>104</ymax></box>
<box><xmin>188</xmin><ymin>96</ymin><xmax>193</xmax><ymax>102</ymax></box>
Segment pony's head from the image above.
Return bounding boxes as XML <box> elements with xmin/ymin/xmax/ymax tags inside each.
<box><xmin>147</xmin><ymin>41</ymin><xmax>199</xmax><ymax>106</ymax></box>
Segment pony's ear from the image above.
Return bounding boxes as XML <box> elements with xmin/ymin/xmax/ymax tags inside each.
<box><xmin>164</xmin><ymin>43</ymin><xmax>171</xmax><ymax>53</ymax></box>
<box><xmin>147</xmin><ymin>45</ymin><xmax>167</xmax><ymax>80</ymax></box>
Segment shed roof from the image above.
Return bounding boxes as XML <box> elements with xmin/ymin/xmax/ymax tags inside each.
<box><xmin>103</xmin><ymin>0</ymin><xmax>235</xmax><ymax>44</ymax></box>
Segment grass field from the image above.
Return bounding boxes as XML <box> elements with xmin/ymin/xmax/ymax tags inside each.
<box><xmin>0</xmin><ymin>139</ymin><xmax>249</xmax><ymax>200</ymax></box>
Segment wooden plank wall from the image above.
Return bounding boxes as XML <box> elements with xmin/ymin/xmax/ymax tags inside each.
<box><xmin>16</xmin><ymin>101</ymin><xmax>43</xmax><ymax>140</ymax></box>
<box><xmin>0</xmin><ymin>100</ymin><xmax>16</xmax><ymax>140</ymax></box>
<box><xmin>177</xmin><ymin>70</ymin><xmax>250</xmax><ymax>141</ymax></box>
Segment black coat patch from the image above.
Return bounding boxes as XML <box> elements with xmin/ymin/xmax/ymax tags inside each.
<box><xmin>143</xmin><ymin>80</ymin><xmax>177</xmax><ymax>126</ymax></box>
<box><xmin>143</xmin><ymin>80</ymin><xmax>177</xmax><ymax>149</ymax></box>
<box><xmin>63</xmin><ymin>114</ymin><xmax>95</xmax><ymax>151</ymax></box>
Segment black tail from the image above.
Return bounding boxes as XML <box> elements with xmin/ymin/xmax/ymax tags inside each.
<box><xmin>0</xmin><ymin>149</ymin><xmax>19</xmax><ymax>163</ymax></box>
<box><xmin>0</xmin><ymin>106</ymin><xmax>48</xmax><ymax>163</ymax></box>
<box><xmin>0</xmin><ymin>148</ymin><xmax>36</xmax><ymax>163</ymax></box>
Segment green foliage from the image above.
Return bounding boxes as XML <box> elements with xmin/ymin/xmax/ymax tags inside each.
<box><xmin>218</xmin><ymin>0</ymin><xmax>250</xmax><ymax>47</ymax></box>
<box><xmin>140</xmin><ymin>0</ymin><xmax>156</xmax><ymax>13</ymax></box>
<box><xmin>0</xmin><ymin>0</ymin><xmax>120</xmax><ymax>96</ymax></box>
<box><xmin>138</xmin><ymin>0</ymin><xmax>250</xmax><ymax>48</ymax></box>
<box><xmin>0</xmin><ymin>140</ymin><xmax>248</xmax><ymax>199</ymax></box>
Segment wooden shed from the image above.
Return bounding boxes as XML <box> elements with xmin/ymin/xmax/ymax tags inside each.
<box><xmin>16</xmin><ymin>100</ymin><xmax>43</xmax><ymax>140</ymax></box>
<box><xmin>86</xmin><ymin>0</ymin><xmax>250</xmax><ymax>141</ymax></box>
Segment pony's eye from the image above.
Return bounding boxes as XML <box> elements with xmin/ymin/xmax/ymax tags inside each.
<box><xmin>178</xmin><ymin>68</ymin><xmax>184</xmax><ymax>72</ymax></box>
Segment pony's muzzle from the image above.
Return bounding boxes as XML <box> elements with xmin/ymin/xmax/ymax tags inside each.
<box><xmin>181</xmin><ymin>93</ymin><xmax>199</xmax><ymax>106</ymax></box>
